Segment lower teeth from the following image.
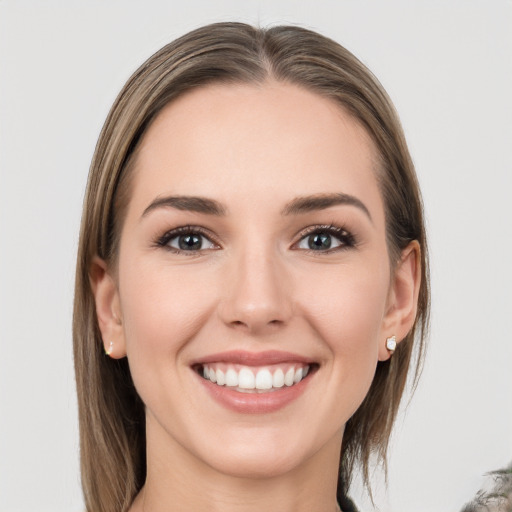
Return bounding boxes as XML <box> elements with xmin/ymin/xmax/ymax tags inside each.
<box><xmin>230</xmin><ymin>387</ymin><xmax>280</xmax><ymax>393</ymax></box>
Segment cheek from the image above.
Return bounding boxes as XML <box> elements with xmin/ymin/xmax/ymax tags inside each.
<box><xmin>118</xmin><ymin>257</ymin><xmax>217</xmax><ymax>377</ymax></box>
<box><xmin>296</xmin><ymin>260</ymin><xmax>389</xmax><ymax>376</ymax></box>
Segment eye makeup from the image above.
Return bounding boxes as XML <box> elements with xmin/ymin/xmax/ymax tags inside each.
<box><xmin>153</xmin><ymin>221</ymin><xmax>357</xmax><ymax>257</ymax></box>
<box><xmin>154</xmin><ymin>225</ymin><xmax>220</xmax><ymax>255</ymax></box>
<box><xmin>292</xmin><ymin>224</ymin><xmax>357</xmax><ymax>254</ymax></box>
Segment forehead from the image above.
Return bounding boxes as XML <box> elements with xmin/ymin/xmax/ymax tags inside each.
<box><xmin>128</xmin><ymin>81</ymin><xmax>383</xmax><ymax>222</ymax></box>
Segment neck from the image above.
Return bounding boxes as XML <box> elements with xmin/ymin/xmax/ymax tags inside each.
<box><xmin>130</xmin><ymin>418</ymin><xmax>344</xmax><ymax>512</ymax></box>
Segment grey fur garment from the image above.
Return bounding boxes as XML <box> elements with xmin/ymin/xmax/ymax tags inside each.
<box><xmin>461</xmin><ymin>462</ymin><xmax>512</xmax><ymax>512</ymax></box>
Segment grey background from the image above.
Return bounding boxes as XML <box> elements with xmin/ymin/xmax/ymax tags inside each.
<box><xmin>1</xmin><ymin>1</ymin><xmax>511</xmax><ymax>511</ymax></box>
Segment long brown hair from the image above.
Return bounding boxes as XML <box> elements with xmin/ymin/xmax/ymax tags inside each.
<box><xmin>73</xmin><ymin>22</ymin><xmax>429</xmax><ymax>512</ymax></box>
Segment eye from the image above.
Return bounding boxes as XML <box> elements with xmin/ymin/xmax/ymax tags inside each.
<box><xmin>169</xmin><ymin>233</ymin><xmax>215</xmax><ymax>251</ymax></box>
<box><xmin>294</xmin><ymin>226</ymin><xmax>355</xmax><ymax>252</ymax></box>
<box><xmin>157</xmin><ymin>226</ymin><xmax>218</xmax><ymax>254</ymax></box>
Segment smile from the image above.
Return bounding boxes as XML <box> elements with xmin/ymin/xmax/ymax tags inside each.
<box><xmin>192</xmin><ymin>351</ymin><xmax>317</xmax><ymax>414</ymax></box>
<box><xmin>200</xmin><ymin>363</ymin><xmax>310</xmax><ymax>392</ymax></box>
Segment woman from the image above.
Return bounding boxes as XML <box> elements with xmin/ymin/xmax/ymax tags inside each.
<box><xmin>73</xmin><ymin>22</ymin><xmax>429</xmax><ymax>512</ymax></box>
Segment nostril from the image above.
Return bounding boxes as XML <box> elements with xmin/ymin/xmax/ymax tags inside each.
<box><xmin>231</xmin><ymin>319</ymin><xmax>283</xmax><ymax>328</ymax></box>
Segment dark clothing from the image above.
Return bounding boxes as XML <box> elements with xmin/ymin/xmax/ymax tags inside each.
<box><xmin>339</xmin><ymin>495</ymin><xmax>359</xmax><ymax>512</ymax></box>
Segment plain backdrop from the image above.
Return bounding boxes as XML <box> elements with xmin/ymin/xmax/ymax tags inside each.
<box><xmin>1</xmin><ymin>1</ymin><xmax>511</xmax><ymax>511</ymax></box>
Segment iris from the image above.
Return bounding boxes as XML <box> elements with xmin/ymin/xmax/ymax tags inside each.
<box><xmin>308</xmin><ymin>233</ymin><xmax>332</xmax><ymax>250</ymax></box>
<box><xmin>179</xmin><ymin>234</ymin><xmax>203</xmax><ymax>250</ymax></box>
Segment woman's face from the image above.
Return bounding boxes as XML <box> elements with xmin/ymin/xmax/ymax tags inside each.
<box><xmin>101</xmin><ymin>82</ymin><xmax>407</xmax><ymax>479</ymax></box>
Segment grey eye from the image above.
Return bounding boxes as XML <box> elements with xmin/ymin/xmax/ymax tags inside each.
<box><xmin>168</xmin><ymin>233</ymin><xmax>216</xmax><ymax>251</ymax></box>
<box><xmin>297</xmin><ymin>231</ymin><xmax>344</xmax><ymax>251</ymax></box>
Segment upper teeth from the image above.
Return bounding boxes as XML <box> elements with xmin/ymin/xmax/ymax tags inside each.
<box><xmin>202</xmin><ymin>364</ymin><xmax>310</xmax><ymax>391</ymax></box>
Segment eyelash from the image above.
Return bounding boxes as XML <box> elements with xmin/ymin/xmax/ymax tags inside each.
<box><xmin>292</xmin><ymin>224</ymin><xmax>356</xmax><ymax>254</ymax></box>
<box><xmin>155</xmin><ymin>224</ymin><xmax>356</xmax><ymax>255</ymax></box>
<box><xmin>155</xmin><ymin>225</ymin><xmax>220</xmax><ymax>256</ymax></box>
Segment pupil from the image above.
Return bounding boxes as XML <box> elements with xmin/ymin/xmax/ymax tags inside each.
<box><xmin>179</xmin><ymin>234</ymin><xmax>202</xmax><ymax>250</ymax></box>
<box><xmin>309</xmin><ymin>233</ymin><xmax>331</xmax><ymax>250</ymax></box>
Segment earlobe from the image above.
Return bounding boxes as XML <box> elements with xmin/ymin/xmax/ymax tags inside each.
<box><xmin>90</xmin><ymin>256</ymin><xmax>127</xmax><ymax>359</ymax></box>
<box><xmin>379</xmin><ymin>241</ymin><xmax>421</xmax><ymax>361</ymax></box>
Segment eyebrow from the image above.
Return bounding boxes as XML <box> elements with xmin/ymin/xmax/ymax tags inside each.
<box><xmin>281</xmin><ymin>193</ymin><xmax>372</xmax><ymax>221</ymax></box>
<box><xmin>141</xmin><ymin>192</ymin><xmax>371</xmax><ymax>221</ymax></box>
<box><xmin>142</xmin><ymin>195</ymin><xmax>227</xmax><ymax>217</ymax></box>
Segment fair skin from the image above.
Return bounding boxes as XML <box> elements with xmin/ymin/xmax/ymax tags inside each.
<box><xmin>92</xmin><ymin>82</ymin><xmax>420</xmax><ymax>512</ymax></box>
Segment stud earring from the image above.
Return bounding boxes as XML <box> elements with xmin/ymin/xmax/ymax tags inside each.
<box><xmin>105</xmin><ymin>341</ymin><xmax>114</xmax><ymax>356</ymax></box>
<box><xmin>386</xmin><ymin>335</ymin><xmax>397</xmax><ymax>354</ymax></box>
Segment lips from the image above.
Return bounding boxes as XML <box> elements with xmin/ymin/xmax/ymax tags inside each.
<box><xmin>191</xmin><ymin>350</ymin><xmax>317</xmax><ymax>413</ymax></box>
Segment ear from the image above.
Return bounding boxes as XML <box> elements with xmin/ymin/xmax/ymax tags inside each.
<box><xmin>379</xmin><ymin>241</ymin><xmax>422</xmax><ymax>361</ymax></box>
<box><xmin>89</xmin><ymin>256</ymin><xmax>126</xmax><ymax>359</ymax></box>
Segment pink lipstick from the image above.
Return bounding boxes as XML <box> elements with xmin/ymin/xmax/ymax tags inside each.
<box><xmin>192</xmin><ymin>350</ymin><xmax>317</xmax><ymax>414</ymax></box>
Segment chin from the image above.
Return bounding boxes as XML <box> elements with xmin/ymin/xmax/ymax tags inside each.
<box><xmin>188</xmin><ymin>421</ymin><xmax>336</xmax><ymax>482</ymax></box>
<box><xmin>204</xmin><ymin>445</ymin><xmax>308</xmax><ymax>480</ymax></box>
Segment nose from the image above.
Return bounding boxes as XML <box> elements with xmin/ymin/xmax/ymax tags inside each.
<box><xmin>218</xmin><ymin>247</ymin><xmax>293</xmax><ymax>335</ymax></box>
